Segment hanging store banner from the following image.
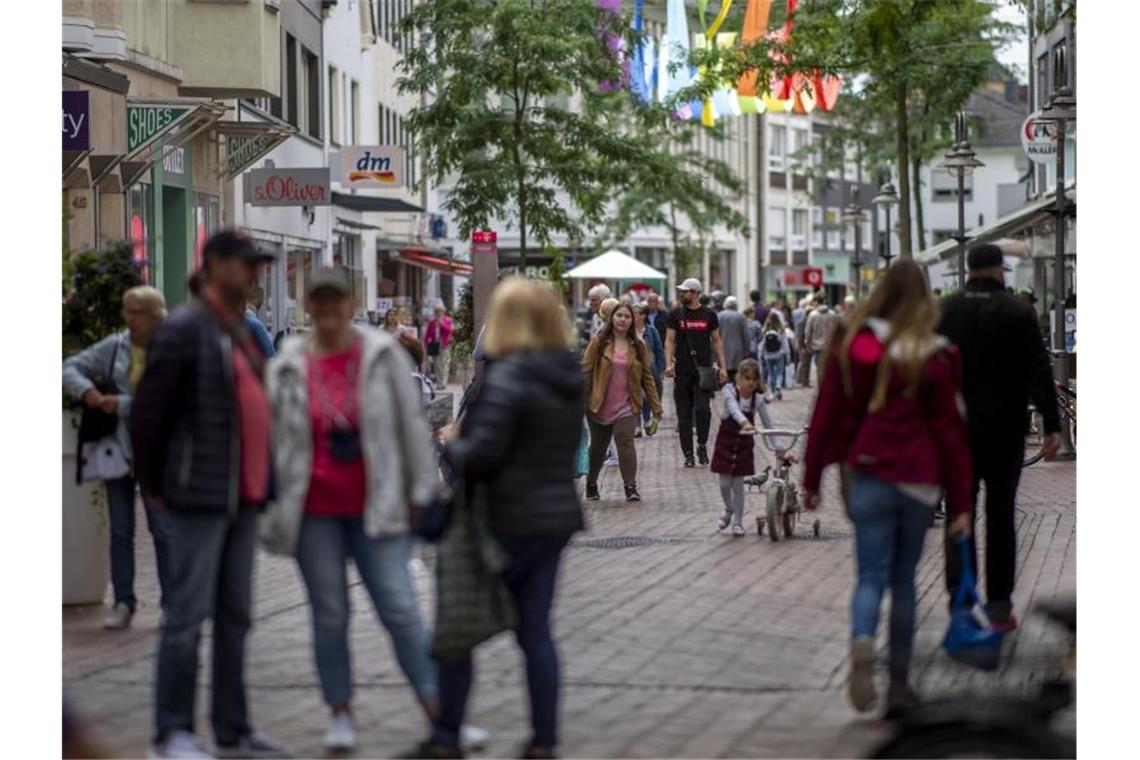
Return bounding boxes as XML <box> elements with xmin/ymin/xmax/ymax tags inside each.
<box><xmin>1021</xmin><ymin>112</ymin><xmax>1058</xmax><ymax>165</ymax></box>
<box><xmin>338</xmin><ymin>146</ymin><xmax>406</xmax><ymax>188</ymax></box>
<box><xmin>127</xmin><ymin>104</ymin><xmax>193</xmax><ymax>153</ymax></box>
<box><xmin>227</xmin><ymin>133</ymin><xmax>281</xmax><ymax>177</ymax></box>
<box><xmin>246</xmin><ymin>167</ymin><xmax>331</xmax><ymax>206</ymax></box>
<box><xmin>63</xmin><ymin>91</ymin><xmax>89</xmax><ymax>151</ymax></box>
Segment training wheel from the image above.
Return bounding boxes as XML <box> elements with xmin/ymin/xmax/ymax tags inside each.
<box><xmin>813</xmin><ymin>519</ymin><xmax>821</xmax><ymax>538</ymax></box>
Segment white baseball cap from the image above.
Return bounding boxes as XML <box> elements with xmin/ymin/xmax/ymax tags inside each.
<box><xmin>676</xmin><ymin>278</ymin><xmax>703</xmax><ymax>293</ymax></box>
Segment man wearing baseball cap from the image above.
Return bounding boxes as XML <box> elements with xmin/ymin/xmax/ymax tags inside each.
<box><xmin>937</xmin><ymin>243</ymin><xmax>1062</xmax><ymax>633</ymax></box>
<box><xmin>131</xmin><ymin>230</ymin><xmax>287</xmax><ymax>758</ymax></box>
<box><xmin>664</xmin><ymin>278</ymin><xmax>729</xmax><ymax>467</ymax></box>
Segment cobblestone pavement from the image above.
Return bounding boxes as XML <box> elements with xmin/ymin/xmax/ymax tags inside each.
<box><xmin>63</xmin><ymin>370</ymin><xmax>1076</xmax><ymax>758</ymax></box>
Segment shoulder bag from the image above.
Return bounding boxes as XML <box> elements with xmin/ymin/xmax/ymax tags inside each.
<box><xmin>683</xmin><ymin>317</ymin><xmax>722</xmax><ymax>392</ymax></box>
<box><xmin>75</xmin><ymin>336</ymin><xmax>125</xmax><ymax>483</ymax></box>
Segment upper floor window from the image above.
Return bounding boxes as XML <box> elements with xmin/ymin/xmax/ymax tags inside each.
<box><xmin>769</xmin><ymin>125</ymin><xmax>786</xmax><ymax>171</ymax></box>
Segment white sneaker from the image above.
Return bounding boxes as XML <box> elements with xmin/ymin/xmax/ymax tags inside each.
<box><xmin>732</xmin><ymin>523</ymin><xmax>747</xmax><ymax>537</ymax></box>
<box><xmin>717</xmin><ymin>512</ymin><xmax>732</xmax><ymax>531</ymax></box>
<box><xmin>103</xmin><ymin>602</ymin><xmax>132</xmax><ymax>630</ymax></box>
<box><xmin>409</xmin><ymin>557</ymin><xmax>430</xmax><ymax>579</ymax></box>
<box><xmin>324</xmin><ymin>713</ymin><xmax>357</xmax><ymax>752</ymax></box>
<box><xmin>603</xmin><ymin>455</ymin><xmax>618</xmax><ymax>467</ymax></box>
<box><xmin>149</xmin><ymin>731</ymin><xmax>214</xmax><ymax>759</ymax></box>
<box><xmin>460</xmin><ymin>724</ymin><xmax>490</xmax><ymax>751</ymax></box>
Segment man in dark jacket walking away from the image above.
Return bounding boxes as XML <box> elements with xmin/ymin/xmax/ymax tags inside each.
<box><xmin>938</xmin><ymin>244</ymin><xmax>1062</xmax><ymax>633</ymax></box>
<box><xmin>131</xmin><ymin>231</ymin><xmax>286</xmax><ymax>759</ymax></box>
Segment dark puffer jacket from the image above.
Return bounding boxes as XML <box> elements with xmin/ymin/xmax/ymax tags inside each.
<box><xmin>446</xmin><ymin>349</ymin><xmax>586</xmax><ymax>538</ymax></box>
<box><xmin>130</xmin><ymin>300</ymin><xmax>266</xmax><ymax>515</ymax></box>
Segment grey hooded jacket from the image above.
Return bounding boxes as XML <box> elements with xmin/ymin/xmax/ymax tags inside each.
<box><xmin>62</xmin><ymin>331</ymin><xmax>133</xmax><ymax>458</ymax></box>
<box><xmin>260</xmin><ymin>327</ymin><xmax>440</xmax><ymax>556</ymax></box>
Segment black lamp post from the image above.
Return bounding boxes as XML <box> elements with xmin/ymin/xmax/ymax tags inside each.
<box><xmin>939</xmin><ymin>111</ymin><xmax>985</xmax><ymax>289</ymax></box>
<box><xmin>873</xmin><ymin>180</ymin><xmax>899</xmax><ymax>269</ymax></box>
<box><xmin>1039</xmin><ymin>44</ymin><xmax>1077</xmax><ymax>459</ymax></box>
<box><xmin>841</xmin><ymin>204</ymin><xmax>869</xmax><ymax>298</ymax></box>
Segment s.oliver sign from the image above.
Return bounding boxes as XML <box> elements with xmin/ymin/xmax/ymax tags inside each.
<box><xmin>246</xmin><ymin>168</ymin><xmax>331</xmax><ymax>207</ymax></box>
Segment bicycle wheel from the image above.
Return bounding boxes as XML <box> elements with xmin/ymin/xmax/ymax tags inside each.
<box><xmin>766</xmin><ymin>489</ymin><xmax>782</xmax><ymax>542</ymax></box>
<box><xmin>1023</xmin><ymin>411</ymin><xmax>1044</xmax><ymax>467</ymax></box>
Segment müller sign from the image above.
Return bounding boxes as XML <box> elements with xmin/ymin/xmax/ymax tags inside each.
<box><xmin>246</xmin><ymin>167</ymin><xmax>331</xmax><ymax>207</ymax></box>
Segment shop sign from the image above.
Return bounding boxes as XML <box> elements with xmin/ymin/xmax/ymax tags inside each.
<box><xmin>226</xmin><ymin>134</ymin><xmax>279</xmax><ymax>177</ymax></box>
<box><xmin>472</xmin><ymin>230</ymin><xmax>497</xmax><ymax>256</ymax></box>
<box><xmin>63</xmin><ymin>91</ymin><xmax>89</xmax><ymax>151</ymax></box>
<box><xmin>376</xmin><ymin>298</ymin><xmax>394</xmax><ymax>314</ymax></box>
<box><xmin>1021</xmin><ymin>112</ymin><xmax>1058</xmax><ymax>165</ymax></box>
<box><xmin>247</xmin><ymin>167</ymin><xmax>331</xmax><ymax>207</ymax></box>
<box><xmin>162</xmin><ymin>147</ymin><xmax>185</xmax><ymax>176</ymax></box>
<box><xmin>781</xmin><ymin>267</ymin><xmax>825</xmax><ymax>288</ymax></box>
<box><xmin>128</xmin><ymin>104</ymin><xmax>192</xmax><ymax>153</ymax></box>
<box><xmin>339</xmin><ymin>146</ymin><xmax>405</xmax><ymax>188</ymax></box>
<box><xmin>803</xmin><ymin>267</ymin><xmax>824</xmax><ymax>288</ymax></box>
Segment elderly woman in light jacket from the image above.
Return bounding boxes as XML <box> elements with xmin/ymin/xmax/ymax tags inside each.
<box><xmin>262</xmin><ymin>267</ymin><xmax>442</xmax><ymax>753</ymax></box>
<box><xmin>63</xmin><ymin>285</ymin><xmax>171</xmax><ymax>631</ymax></box>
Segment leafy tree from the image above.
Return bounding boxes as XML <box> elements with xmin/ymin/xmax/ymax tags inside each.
<box><xmin>63</xmin><ymin>242</ymin><xmax>143</xmax><ymax>358</ymax></box>
<box><xmin>400</xmin><ymin>0</ymin><xmax>668</xmax><ymax>270</ymax></box>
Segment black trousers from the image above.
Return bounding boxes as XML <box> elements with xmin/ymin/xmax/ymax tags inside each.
<box><xmin>944</xmin><ymin>432</ymin><xmax>1024</xmax><ymax>617</ymax></box>
<box><xmin>673</xmin><ymin>371</ymin><xmax>712</xmax><ymax>456</ymax></box>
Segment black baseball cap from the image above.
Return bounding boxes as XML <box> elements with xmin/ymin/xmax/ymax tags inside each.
<box><xmin>306</xmin><ymin>266</ymin><xmax>353</xmax><ymax>299</ymax></box>
<box><xmin>967</xmin><ymin>244</ymin><xmax>1013</xmax><ymax>272</ymax></box>
<box><xmin>202</xmin><ymin>230</ymin><xmax>274</xmax><ymax>263</ymax></box>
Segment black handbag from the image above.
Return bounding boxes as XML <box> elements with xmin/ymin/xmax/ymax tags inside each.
<box><xmin>683</xmin><ymin>322</ymin><xmax>721</xmax><ymax>391</ymax></box>
<box><xmin>75</xmin><ymin>337</ymin><xmax>122</xmax><ymax>484</ymax></box>
<box><xmin>413</xmin><ymin>441</ymin><xmax>455</xmax><ymax>543</ymax></box>
<box><xmin>427</xmin><ymin>340</ymin><xmax>441</xmax><ymax>357</ymax></box>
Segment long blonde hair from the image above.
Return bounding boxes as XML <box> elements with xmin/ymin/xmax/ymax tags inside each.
<box><xmin>838</xmin><ymin>260</ymin><xmax>939</xmax><ymax>413</ymax></box>
<box><xmin>481</xmin><ymin>278</ymin><xmax>575</xmax><ymax>357</ymax></box>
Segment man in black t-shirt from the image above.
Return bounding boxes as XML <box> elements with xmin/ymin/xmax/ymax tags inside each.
<box><xmin>665</xmin><ymin>278</ymin><xmax>728</xmax><ymax>467</ymax></box>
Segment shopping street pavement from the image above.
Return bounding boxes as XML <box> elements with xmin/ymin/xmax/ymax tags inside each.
<box><xmin>63</xmin><ymin>371</ymin><xmax>1076</xmax><ymax>758</ymax></box>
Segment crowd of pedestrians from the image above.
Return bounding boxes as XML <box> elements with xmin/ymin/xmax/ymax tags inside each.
<box><xmin>63</xmin><ymin>230</ymin><xmax>1064</xmax><ymax>755</ymax></box>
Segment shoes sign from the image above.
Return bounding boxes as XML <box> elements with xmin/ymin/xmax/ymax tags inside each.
<box><xmin>337</xmin><ymin>146</ymin><xmax>405</xmax><ymax>188</ymax></box>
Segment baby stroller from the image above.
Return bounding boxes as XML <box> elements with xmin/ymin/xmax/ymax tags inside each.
<box><xmin>743</xmin><ymin>428</ymin><xmax>820</xmax><ymax>541</ymax></box>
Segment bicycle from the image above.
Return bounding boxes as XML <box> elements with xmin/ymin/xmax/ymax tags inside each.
<box><xmin>1023</xmin><ymin>380</ymin><xmax>1076</xmax><ymax>467</ymax></box>
<box><xmin>869</xmin><ymin>596</ymin><xmax>1076</xmax><ymax>758</ymax></box>
<box><xmin>743</xmin><ymin>428</ymin><xmax>820</xmax><ymax>541</ymax></box>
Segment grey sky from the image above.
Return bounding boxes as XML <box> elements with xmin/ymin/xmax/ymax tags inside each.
<box><xmin>995</xmin><ymin>1</ymin><xmax>1030</xmax><ymax>82</ymax></box>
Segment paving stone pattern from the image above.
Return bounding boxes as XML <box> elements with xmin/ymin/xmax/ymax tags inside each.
<box><xmin>63</xmin><ymin>373</ymin><xmax>1076</xmax><ymax>758</ymax></box>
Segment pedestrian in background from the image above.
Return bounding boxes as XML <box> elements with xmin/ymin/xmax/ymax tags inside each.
<box><xmin>583</xmin><ymin>303</ymin><xmax>663</xmax><ymax>501</ymax></box>
<box><xmin>937</xmin><ymin>244</ymin><xmax>1062</xmax><ymax>632</ymax></box>
<box><xmin>130</xmin><ymin>231</ymin><xmax>286</xmax><ymax>759</ymax></box>
<box><xmin>587</xmin><ymin>283</ymin><xmax>612</xmax><ymax>338</ymax></box>
<box><xmin>760</xmin><ymin>311</ymin><xmax>789</xmax><ymax>401</ymax></box>
<box><xmin>420</xmin><ymin>278</ymin><xmax>586</xmax><ymax>760</ymax></box>
<box><xmin>645</xmin><ymin>291</ymin><xmax>668</xmax><ymax>338</ymax></box>
<box><xmin>793</xmin><ymin>297</ymin><xmax>812</xmax><ymax>388</ymax></box>
<box><xmin>711</xmin><ymin>359</ymin><xmax>772</xmax><ymax>536</ymax></box>
<box><xmin>63</xmin><ymin>285</ymin><xmax>172</xmax><ymax>630</ymax></box>
<box><xmin>750</xmin><ymin>289</ymin><xmax>769</xmax><ymax>326</ymax></box>
<box><xmin>665</xmin><ymin>278</ymin><xmax>728</xmax><ymax>468</ymax></box>
<box><xmin>244</xmin><ymin>293</ymin><xmax>275</xmax><ymax>359</ymax></box>
<box><xmin>262</xmin><ymin>268</ymin><xmax>441</xmax><ymax>754</ymax></box>
<box><xmin>743</xmin><ymin>306</ymin><xmax>763</xmax><ymax>361</ymax></box>
<box><xmin>803</xmin><ymin>297</ymin><xmax>841</xmax><ymax>383</ymax></box>
<box><xmin>802</xmin><ymin>260</ymin><xmax>973</xmax><ymax>719</ymax></box>
<box><xmin>424</xmin><ymin>304</ymin><xmax>454</xmax><ymax>389</ymax></box>
<box><xmin>717</xmin><ymin>296</ymin><xmax>753</xmax><ymax>385</ymax></box>
<box><xmin>633</xmin><ymin>303</ymin><xmax>665</xmax><ymax>438</ymax></box>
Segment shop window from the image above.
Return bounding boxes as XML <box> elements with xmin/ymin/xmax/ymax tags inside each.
<box><xmin>193</xmin><ymin>193</ymin><xmax>221</xmax><ymax>270</ymax></box>
<box><xmin>126</xmin><ymin>182</ymin><xmax>154</xmax><ymax>285</ymax></box>
<box><xmin>286</xmin><ymin>249</ymin><xmax>315</xmax><ymax>328</ymax></box>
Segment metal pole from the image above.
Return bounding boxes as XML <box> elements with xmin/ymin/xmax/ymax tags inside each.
<box><xmin>1053</xmin><ymin>116</ymin><xmax>1074</xmax><ymax>459</ymax></box>
<box><xmin>884</xmin><ymin>206</ymin><xmax>891</xmax><ymax>268</ymax></box>
<box><xmin>957</xmin><ymin>169</ymin><xmax>966</xmax><ymax>289</ymax></box>
<box><xmin>853</xmin><ymin>221</ymin><xmax>862</xmax><ymax>298</ymax></box>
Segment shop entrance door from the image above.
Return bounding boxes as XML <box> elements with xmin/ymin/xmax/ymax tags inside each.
<box><xmin>161</xmin><ymin>186</ymin><xmax>189</xmax><ymax>304</ymax></box>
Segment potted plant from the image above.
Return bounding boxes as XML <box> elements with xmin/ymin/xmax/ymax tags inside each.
<box><xmin>448</xmin><ymin>281</ymin><xmax>475</xmax><ymax>389</ymax></box>
<box><xmin>62</xmin><ymin>242</ymin><xmax>142</xmax><ymax>605</ymax></box>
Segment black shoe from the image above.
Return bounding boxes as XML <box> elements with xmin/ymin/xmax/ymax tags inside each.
<box><xmin>884</xmin><ymin>681</ymin><xmax>920</xmax><ymax>721</ymax></box>
<box><xmin>585</xmin><ymin>482</ymin><xmax>599</xmax><ymax>501</ymax></box>
<box><xmin>520</xmin><ymin>746</ymin><xmax>558</xmax><ymax>760</ymax></box>
<box><xmin>402</xmin><ymin>740</ymin><xmax>465</xmax><ymax>759</ymax></box>
<box><xmin>697</xmin><ymin>445</ymin><xmax>709</xmax><ymax>466</ymax></box>
<box><xmin>625</xmin><ymin>484</ymin><xmax>641</xmax><ymax>502</ymax></box>
<box><xmin>683</xmin><ymin>454</ymin><xmax>696</xmax><ymax>468</ymax></box>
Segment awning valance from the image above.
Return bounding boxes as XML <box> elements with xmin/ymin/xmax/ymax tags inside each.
<box><xmin>917</xmin><ymin>185</ymin><xmax>1076</xmax><ymax>266</ymax></box>
<box><xmin>335</xmin><ymin>216</ymin><xmax>381</xmax><ymax>231</ymax></box>
<box><xmin>332</xmin><ymin>192</ymin><xmax>423</xmax><ymax>213</ymax></box>
<box><xmin>394</xmin><ymin>248</ymin><xmax>472</xmax><ymax>276</ymax></box>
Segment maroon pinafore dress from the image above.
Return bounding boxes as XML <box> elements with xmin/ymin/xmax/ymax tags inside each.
<box><xmin>710</xmin><ymin>388</ymin><xmax>757</xmax><ymax>477</ymax></box>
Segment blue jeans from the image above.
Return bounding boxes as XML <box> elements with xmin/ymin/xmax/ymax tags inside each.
<box><xmin>848</xmin><ymin>472</ymin><xmax>933</xmax><ymax>682</ymax></box>
<box><xmin>154</xmin><ymin>508</ymin><xmax>257</xmax><ymax>745</ymax></box>
<box><xmin>106</xmin><ymin>475</ymin><xmax>172</xmax><ymax>612</ymax></box>
<box><xmin>433</xmin><ymin>536</ymin><xmax>569</xmax><ymax>749</ymax></box>
<box><xmin>762</xmin><ymin>355</ymin><xmax>785</xmax><ymax>393</ymax></box>
<box><xmin>296</xmin><ymin>517</ymin><xmax>437</xmax><ymax>708</ymax></box>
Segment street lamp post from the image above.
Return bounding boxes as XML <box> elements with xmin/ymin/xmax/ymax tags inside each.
<box><xmin>841</xmin><ymin>204</ymin><xmax>869</xmax><ymax>298</ymax></box>
<box><xmin>939</xmin><ymin>112</ymin><xmax>985</xmax><ymax>289</ymax></box>
<box><xmin>1039</xmin><ymin>45</ymin><xmax>1077</xmax><ymax>459</ymax></box>
<box><xmin>873</xmin><ymin>180</ymin><xmax>899</xmax><ymax>269</ymax></box>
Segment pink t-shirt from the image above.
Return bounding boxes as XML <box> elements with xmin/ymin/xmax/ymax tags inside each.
<box><xmin>305</xmin><ymin>343</ymin><xmax>367</xmax><ymax>517</ymax></box>
<box><xmin>595</xmin><ymin>345</ymin><xmax>633</xmax><ymax>424</ymax></box>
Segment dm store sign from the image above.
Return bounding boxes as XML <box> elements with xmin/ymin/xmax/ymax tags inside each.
<box><xmin>339</xmin><ymin>146</ymin><xmax>405</xmax><ymax>188</ymax></box>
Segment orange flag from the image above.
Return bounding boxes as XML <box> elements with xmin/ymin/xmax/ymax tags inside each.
<box><xmin>736</xmin><ymin>0</ymin><xmax>773</xmax><ymax>97</ymax></box>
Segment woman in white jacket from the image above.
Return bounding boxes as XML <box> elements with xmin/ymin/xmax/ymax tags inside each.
<box><xmin>263</xmin><ymin>267</ymin><xmax>441</xmax><ymax>752</ymax></box>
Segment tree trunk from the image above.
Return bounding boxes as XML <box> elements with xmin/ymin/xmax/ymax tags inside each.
<box><xmin>669</xmin><ymin>201</ymin><xmax>681</xmax><ymax>279</ymax></box>
<box><xmin>517</xmin><ymin>174</ymin><xmax>528</xmax><ymax>272</ymax></box>
<box><xmin>911</xmin><ymin>149</ymin><xmax>926</xmax><ymax>254</ymax></box>
<box><xmin>894</xmin><ymin>81</ymin><xmax>913</xmax><ymax>259</ymax></box>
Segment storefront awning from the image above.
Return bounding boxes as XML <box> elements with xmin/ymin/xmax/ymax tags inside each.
<box><xmin>394</xmin><ymin>248</ymin><xmax>473</xmax><ymax>275</ymax></box>
<box><xmin>124</xmin><ymin>97</ymin><xmax>228</xmax><ymax>169</ymax></box>
<box><xmin>336</xmin><ymin>216</ymin><xmax>382</xmax><ymax>231</ymax></box>
<box><xmin>332</xmin><ymin>192</ymin><xmax>423</xmax><ymax>213</ymax></box>
<box><xmin>917</xmin><ymin>185</ymin><xmax>1076</xmax><ymax>266</ymax></box>
<box><xmin>215</xmin><ymin>119</ymin><xmax>294</xmax><ymax>179</ymax></box>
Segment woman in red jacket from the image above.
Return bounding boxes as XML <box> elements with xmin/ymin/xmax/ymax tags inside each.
<box><xmin>802</xmin><ymin>260</ymin><xmax>973</xmax><ymax>718</ymax></box>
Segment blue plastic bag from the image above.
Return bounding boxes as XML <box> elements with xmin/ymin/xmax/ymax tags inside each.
<box><xmin>575</xmin><ymin>422</ymin><xmax>590</xmax><ymax>478</ymax></box>
<box><xmin>942</xmin><ymin>536</ymin><xmax>1004</xmax><ymax>671</ymax></box>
